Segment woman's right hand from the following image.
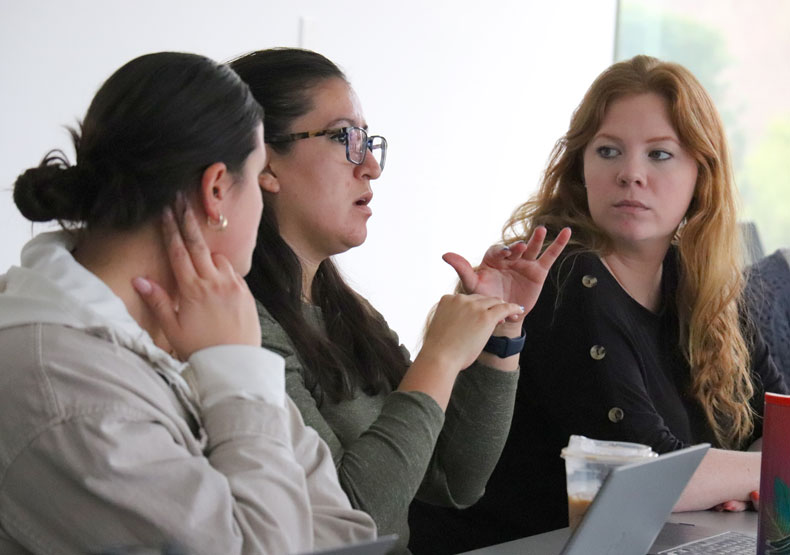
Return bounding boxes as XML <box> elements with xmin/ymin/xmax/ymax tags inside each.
<box><xmin>399</xmin><ymin>294</ymin><xmax>523</xmax><ymax>409</ymax></box>
<box><xmin>419</xmin><ymin>293</ymin><xmax>524</xmax><ymax>374</ymax></box>
<box><xmin>132</xmin><ymin>197</ymin><xmax>261</xmax><ymax>360</ymax></box>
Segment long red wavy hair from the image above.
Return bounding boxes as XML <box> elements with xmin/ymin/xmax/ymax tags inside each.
<box><xmin>505</xmin><ymin>55</ymin><xmax>753</xmax><ymax>448</ymax></box>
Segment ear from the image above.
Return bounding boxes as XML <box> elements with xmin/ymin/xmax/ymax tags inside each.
<box><xmin>259</xmin><ymin>164</ymin><xmax>280</xmax><ymax>194</ymax></box>
<box><xmin>258</xmin><ymin>144</ymin><xmax>281</xmax><ymax>194</ymax></box>
<box><xmin>199</xmin><ymin>161</ymin><xmax>231</xmax><ymax>223</ymax></box>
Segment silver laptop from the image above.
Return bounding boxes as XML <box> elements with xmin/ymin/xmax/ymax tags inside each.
<box><xmin>649</xmin><ymin>523</ymin><xmax>755</xmax><ymax>554</ymax></box>
<box><xmin>457</xmin><ymin>443</ymin><xmax>760</xmax><ymax>555</ymax></box>
<box><xmin>301</xmin><ymin>534</ymin><xmax>398</xmax><ymax>555</ymax></box>
<box><xmin>560</xmin><ymin>444</ymin><xmax>711</xmax><ymax>555</ymax></box>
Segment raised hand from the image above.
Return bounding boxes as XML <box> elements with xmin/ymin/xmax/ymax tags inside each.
<box><xmin>442</xmin><ymin>226</ymin><xmax>571</xmax><ymax>323</ymax></box>
<box><xmin>132</xmin><ymin>197</ymin><xmax>261</xmax><ymax>360</ymax></box>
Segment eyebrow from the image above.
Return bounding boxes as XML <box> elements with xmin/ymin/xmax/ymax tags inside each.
<box><xmin>326</xmin><ymin>117</ymin><xmax>368</xmax><ymax>131</ymax></box>
<box><xmin>593</xmin><ymin>132</ymin><xmax>679</xmax><ymax>144</ymax></box>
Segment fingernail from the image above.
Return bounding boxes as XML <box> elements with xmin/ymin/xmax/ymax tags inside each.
<box><xmin>132</xmin><ymin>277</ymin><xmax>152</xmax><ymax>295</ymax></box>
<box><xmin>750</xmin><ymin>491</ymin><xmax>760</xmax><ymax>501</ymax></box>
<box><xmin>501</xmin><ymin>246</ymin><xmax>511</xmax><ymax>252</ymax></box>
<box><xmin>519</xmin><ymin>305</ymin><xmax>525</xmax><ymax>312</ymax></box>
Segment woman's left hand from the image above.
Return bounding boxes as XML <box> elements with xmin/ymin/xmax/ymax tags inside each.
<box><xmin>712</xmin><ymin>491</ymin><xmax>759</xmax><ymax>512</ymax></box>
<box><xmin>712</xmin><ymin>501</ymin><xmax>748</xmax><ymax>512</ymax></box>
<box><xmin>443</xmin><ymin>226</ymin><xmax>571</xmax><ymax>323</ymax></box>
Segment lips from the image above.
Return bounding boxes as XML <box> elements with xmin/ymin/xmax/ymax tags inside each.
<box><xmin>614</xmin><ymin>199</ymin><xmax>648</xmax><ymax>209</ymax></box>
<box><xmin>355</xmin><ymin>192</ymin><xmax>373</xmax><ymax>207</ymax></box>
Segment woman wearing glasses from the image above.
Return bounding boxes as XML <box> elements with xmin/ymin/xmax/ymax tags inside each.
<box><xmin>229</xmin><ymin>48</ymin><xmax>570</xmax><ymax>553</ymax></box>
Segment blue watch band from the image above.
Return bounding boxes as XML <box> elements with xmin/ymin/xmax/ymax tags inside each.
<box><xmin>483</xmin><ymin>329</ymin><xmax>526</xmax><ymax>358</ymax></box>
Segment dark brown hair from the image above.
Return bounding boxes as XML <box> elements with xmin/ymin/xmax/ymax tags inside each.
<box><xmin>14</xmin><ymin>52</ymin><xmax>262</xmax><ymax>231</ymax></box>
<box><xmin>230</xmin><ymin>48</ymin><xmax>407</xmax><ymax>404</ymax></box>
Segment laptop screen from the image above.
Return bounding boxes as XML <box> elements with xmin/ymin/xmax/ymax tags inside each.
<box><xmin>560</xmin><ymin>444</ymin><xmax>709</xmax><ymax>555</ymax></box>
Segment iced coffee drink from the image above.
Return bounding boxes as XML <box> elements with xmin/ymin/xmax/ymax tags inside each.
<box><xmin>561</xmin><ymin>435</ymin><xmax>657</xmax><ymax>530</ymax></box>
<box><xmin>567</xmin><ymin>493</ymin><xmax>595</xmax><ymax>529</ymax></box>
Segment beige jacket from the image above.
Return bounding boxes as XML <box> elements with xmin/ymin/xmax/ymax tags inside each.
<box><xmin>0</xmin><ymin>232</ymin><xmax>376</xmax><ymax>555</ymax></box>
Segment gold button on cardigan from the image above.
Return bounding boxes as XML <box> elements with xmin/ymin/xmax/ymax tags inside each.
<box><xmin>582</xmin><ymin>275</ymin><xmax>598</xmax><ymax>288</ymax></box>
<box><xmin>590</xmin><ymin>345</ymin><xmax>606</xmax><ymax>360</ymax></box>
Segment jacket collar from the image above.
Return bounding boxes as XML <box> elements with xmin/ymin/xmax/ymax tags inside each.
<box><xmin>0</xmin><ymin>231</ymin><xmax>186</xmax><ymax>375</ymax></box>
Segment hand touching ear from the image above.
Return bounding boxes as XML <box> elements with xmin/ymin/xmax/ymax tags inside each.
<box><xmin>132</xmin><ymin>196</ymin><xmax>260</xmax><ymax>360</ymax></box>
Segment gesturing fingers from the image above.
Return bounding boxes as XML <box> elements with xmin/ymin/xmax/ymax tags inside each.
<box><xmin>522</xmin><ymin>225</ymin><xmax>548</xmax><ymax>260</ymax></box>
<box><xmin>502</xmin><ymin>242</ymin><xmax>528</xmax><ymax>258</ymax></box>
<box><xmin>482</xmin><ymin>226</ymin><xmax>552</xmax><ymax>268</ymax></box>
<box><xmin>486</xmin><ymin>298</ymin><xmax>526</xmax><ymax>323</ymax></box>
<box><xmin>537</xmin><ymin>226</ymin><xmax>572</xmax><ymax>270</ymax></box>
<box><xmin>442</xmin><ymin>252</ymin><xmax>478</xmax><ymax>293</ymax></box>
<box><xmin>461</xmin><ymin>293</ymin><xmax>525</xmax><ymax>324</ymax></box>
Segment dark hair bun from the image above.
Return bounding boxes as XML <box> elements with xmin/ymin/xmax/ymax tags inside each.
<box><xmin>13</xmin><ymin>52</ymin><xmax>262</xmax><ymax>230</ymax></box>
<box><xmin>13</xmin><ymin>151</ymin><xmax>87</xmax><ymax>223</ymax></box>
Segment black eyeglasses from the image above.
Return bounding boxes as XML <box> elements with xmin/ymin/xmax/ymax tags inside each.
<box><xmin>267</xmin><ymin>126</ymin><xmax>387</xmax><ymax>171</ymax></box>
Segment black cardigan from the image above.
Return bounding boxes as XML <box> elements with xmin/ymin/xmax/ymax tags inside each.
<box><xmin>409</xmin><ymin>248</ymin><xmax>787</xmax><ymax>554</ymax></box>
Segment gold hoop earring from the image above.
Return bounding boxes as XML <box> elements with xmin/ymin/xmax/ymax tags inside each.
<box><xmin>207</xmin><ymin>213</ymin><xmax>228</xmax><ymax>231</ymax></box>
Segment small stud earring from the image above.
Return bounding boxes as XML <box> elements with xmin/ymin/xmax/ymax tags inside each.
<box><xmin>207</xmin><ymin>213</ymin><xmax>228</xmax><ymax>231</ymax></box>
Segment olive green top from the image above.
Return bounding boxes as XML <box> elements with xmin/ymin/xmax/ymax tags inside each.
<box><xmin>257</xmin><ymin>301</ymin><xmax>519</xmax><ymax>554</ymax></box>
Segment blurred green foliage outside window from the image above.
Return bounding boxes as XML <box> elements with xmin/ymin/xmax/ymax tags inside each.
<box><xmin>616</xmin><ymin>0</ymin><xmax>790</xmax><ymax>256</ymax></box>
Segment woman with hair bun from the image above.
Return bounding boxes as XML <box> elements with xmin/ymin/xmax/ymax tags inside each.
<box><xmin>0</xmin><ymin>51</ymin><xmax>375</xmax><ymax>554</ymax></box>
<box><xmin>409</xmin><ymin>55</ymin><xmax>789</xmax><ymax>553</ymax></box>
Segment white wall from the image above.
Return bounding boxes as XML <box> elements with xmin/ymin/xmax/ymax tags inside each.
<box><xmin>0</xmin><ymin>0</ymin><xmax>616</xmax><ymax>352</ymax></box>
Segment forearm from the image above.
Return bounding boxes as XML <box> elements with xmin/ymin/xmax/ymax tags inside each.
<box><xmin>282</xmin><ymin>399</ymin><xmax>378</xmax><ymax>550</ymax></box>
<box><xmin>419</xmin><ymin>362</ymin><xmax>519</xmax><ymax>507</ymax></box>
<box><xmin>335</xmin><ymin>393</ymin><xmax>444</xmax><ymax>533</ymax></box>
<box><xmin>290</xmin><ymin>377</ymin><xmax>445</xmax><ymax>538</ymax></box>
<box><xmin>7</xmin><ymin>402</ymin><xmax>350</xmax><ymax>555</ymax></box>
<box><xmin>203</xmin><ymin>400</ymin><xmax>328</xmax><ymax>554</ymax></box>
<box><xmin>193</xmin><ymin>347</ymin><xmax>375</xmax><ymax>552</ymax></box>
<box><xmin>398</xmin><ymin>350</ymin><xmax>459</xmax><ymax>411</ymax></box>
<box><xmin>674</xmin><ymin>449</ymin><xmax>760</xmax><ymax>512</ymax></box>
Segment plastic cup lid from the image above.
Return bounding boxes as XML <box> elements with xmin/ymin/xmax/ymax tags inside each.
<box><xmin>560</xmin><ymin>435</ymin><xmax>658</xmax><ymax>462</ymax></box>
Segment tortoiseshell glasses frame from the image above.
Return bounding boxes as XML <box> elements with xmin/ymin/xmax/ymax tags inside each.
<box><xmin>266</xmin><ymin>126</ymin><xmax>387</xmax><ymax>170</ymax></box>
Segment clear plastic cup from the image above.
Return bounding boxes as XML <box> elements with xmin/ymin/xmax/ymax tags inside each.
<box><xmin>561</xmin><ymin>435</ymin><xmax>657</xmax><ymax>529</ymax></box>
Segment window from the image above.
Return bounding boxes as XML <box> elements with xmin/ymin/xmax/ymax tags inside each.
<box><xmin>616</xmin><ymin>0</ymin><xmax>790</xmax><ymax>256</ymax></box>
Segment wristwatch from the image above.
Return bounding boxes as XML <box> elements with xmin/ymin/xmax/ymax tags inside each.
<box><xmin>483</xmin><ymin>329</ymin><xmax>526</xmax><ymax>358</ymax></box>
